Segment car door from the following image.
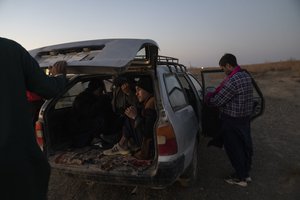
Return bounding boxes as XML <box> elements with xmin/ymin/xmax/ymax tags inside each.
<box><xmin>177</xmin><ymin>73</ymin><xmax>203</xmax><ymax>126</ymax></box>
<box><xmin>162</xmin><ymin>73</ymin><xmax>199</xmax><ymax>156</ymax></box>
<box><xmin>200</xmin><ymin>68</ymin><xmax>265</xmax><ymax>137</ymax></box>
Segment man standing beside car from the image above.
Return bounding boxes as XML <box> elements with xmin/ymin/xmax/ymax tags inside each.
<box><xmin>205</xmin><ymin>53</ymin><xmax>254</xmax><ymax>187</ymax></box>
<box><xmin>0</xmin><ymin>37</ymin><xmax>67</xmax><ymax>200</ymax></box>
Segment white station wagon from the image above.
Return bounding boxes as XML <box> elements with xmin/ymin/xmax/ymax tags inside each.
<box><xmin>30</xmin><ymin>39</ymin><xmax>264</xmax><ymax>188</ymax></box>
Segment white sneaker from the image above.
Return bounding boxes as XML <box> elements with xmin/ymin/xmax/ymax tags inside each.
<box><xmin>103</xmin><ymin>143</ymin><xmax>129</xmax><ymax>156</ymax></box>
<box><xmin>227</xmin><ymin>173</ymin><xmax>252</xmax><ymax>183</ymax></box>
<box><xmin>224</xmin><ymin>178</ymin><xmax>248</xmax><ymax>187</ymax></box>
<box><xmin>245</xmin><ymin>176</ymin><xmax>252</xmax><ymax>182</ymax></box>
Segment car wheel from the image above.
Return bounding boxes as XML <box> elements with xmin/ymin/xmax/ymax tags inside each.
<box><xmin>178</xmin><ymin>137</ymin><xmax>199</xmax><ymax>187</ymax></box>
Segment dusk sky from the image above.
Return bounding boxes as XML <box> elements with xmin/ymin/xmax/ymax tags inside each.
<box><xmin>1</xmin><ymin>0</ymin><xmax>299</xmax><ymax>67</ymax></box>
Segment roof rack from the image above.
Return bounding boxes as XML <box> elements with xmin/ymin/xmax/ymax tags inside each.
<box><xmin>157</xmin><ymin>55</ymin><xmax>187</xmax><ymax>72</ymax></box>
<box><xmin>158</xmin><ymin>55</ymin><xmax>178</xmax><ymax>64</ymax></box>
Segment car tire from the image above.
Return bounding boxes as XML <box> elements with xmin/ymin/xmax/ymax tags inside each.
<box><xmin>178</xmin><ymin>136</ymin><xmax>199</xmax><ymax>187</ymax></box>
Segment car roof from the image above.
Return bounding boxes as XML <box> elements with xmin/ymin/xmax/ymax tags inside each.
<box><xmin>29</xmin><ymin>38</ymin><xmax>159</xmax><ymax>73</ymax></box>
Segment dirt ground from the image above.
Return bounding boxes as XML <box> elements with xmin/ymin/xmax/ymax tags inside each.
<box><xmin>48</xmin><ymin>70</ymin><xmax>300</xmax><ymax>200</ymax></box>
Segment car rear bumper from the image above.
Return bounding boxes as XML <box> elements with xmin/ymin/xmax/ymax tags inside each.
<box><xmin>52</xmin><ymin>155</ymin><xmax>185</xmax><ymax>188</ymax></box>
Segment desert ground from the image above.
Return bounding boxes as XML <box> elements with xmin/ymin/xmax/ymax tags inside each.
<box><xmin>48</xmin><ymin>61</ymin><xmax>300</xmax><ymax>200</ymax></box>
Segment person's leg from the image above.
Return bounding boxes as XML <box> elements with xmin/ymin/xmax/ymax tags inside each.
<box><xmin>222</xmin><ymin>118</ymin><xmax>248</xmax><ymax>180</ymax></box>
<box><xmin>122</xmin><ymin>117</ymin><xmax>142</xmax><ymax>147</ymax></box>
<box><xmin>102</xmin><ymin>133</ymin><xmax>130</xmax><ymax>155</ymax></box>
<box><xmin>118</xmin><ymin>134</ymin><xmax>128</xmax><ymax>147</ymax></box>
<box><xmin>119</xmin><ymin>117</ymin><xmax>133</xmax><ymax>148</ymax></box>
<box><xmin>134</xmin><ymin>137</ymin><xmax>152</xmax><ymax>160</ymax></box>
<box><xmin>103</xmin><ymin>118</ymin><xmax>132</xmax><ymax>155</ymax></box>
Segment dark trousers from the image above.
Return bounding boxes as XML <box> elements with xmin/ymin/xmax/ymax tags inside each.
<box><xmin>221</xmin><ymin>114</ymin><xmax>253</xmax><ymax>179</ymax></box>
<box><xmin>123</xmin><ymin>117</ymin><xmax>142</xmax><ymax>146</ymax></box>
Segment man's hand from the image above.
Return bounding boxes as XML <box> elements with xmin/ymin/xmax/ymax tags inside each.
<box><xmin>49</xmin><ymin>61</ymin><xmax>67</xmax><ymax>76</ymax></box>
<box><xmin>204</xmin><ymin>92</ymin><xmax>214</xmax><ymax>104</ymax></box>
<box><xmin>124</xmin><ymin>106</ymin><xmax>137</xmax><ymax>120</ymax></box>
<box><xmin>121</xmin><ymin>83</ymin><xmax>131</xmax><ymax>95</ymax></box>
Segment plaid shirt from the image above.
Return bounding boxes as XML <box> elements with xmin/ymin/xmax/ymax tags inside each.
<box><xmin>209</xmin><ymin>71</ymin><xmax>253</xmax><ymax>118</ymax></box>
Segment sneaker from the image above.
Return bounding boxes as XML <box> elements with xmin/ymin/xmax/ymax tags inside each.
<box><xmin>227</xmin><ymin>173</ymin><xmax>252</xmax><ymax>183</ymax></box>
<box><xmin>245</xmin><ymin>176</ymin><xmax>252</xmax><ymax>182</ymax></box>
<box><xmin>103</xmin><ymin>143</ymin><xmax>130</xmax><ymax>156</ymax></box>
<box><xmin>224</xmin><ymin>178</ymin><xmax>248</xmax><ymax>187</ymax></box>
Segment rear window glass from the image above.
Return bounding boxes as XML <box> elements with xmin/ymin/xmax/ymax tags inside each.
<box><xmin>54</xmin><ymin>79</ymin><xmax>113</xmax><ymax>109</ymax></box>
<box><xmin>164</xmin><ymin>74</ymin><xmax>187</xmax><ymax>110</ymax></box>
<box><xmin>55</xmin><ymin>82</ymin><xmax>87</xmax><ymax>109</ymax></box>
<box><xmin>188</xmin><ymin>74</ymin><xmax>203</xmax><ymax>101</ymax></box>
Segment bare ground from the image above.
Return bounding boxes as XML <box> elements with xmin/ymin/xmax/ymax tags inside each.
<box><xmin>48</xmin><ymin>70</ymin><xmax>300</xmax><ymax>200</ymax></box>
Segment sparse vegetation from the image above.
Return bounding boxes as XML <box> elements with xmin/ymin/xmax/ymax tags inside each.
<box><xmin>188</xmin><ymin>60</ymin><xmax>300</xmax><ymax>76</ymax></box>
<box><xmin>243</xmin><ymin>60</ymin><xmax>300</xmax><ymax>75</ymax></box>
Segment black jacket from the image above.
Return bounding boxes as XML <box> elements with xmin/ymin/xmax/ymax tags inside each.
<box><xmin>0</xmin><ymin>37</ymin><xmax>66</xmax><ymax>200</ymax></box>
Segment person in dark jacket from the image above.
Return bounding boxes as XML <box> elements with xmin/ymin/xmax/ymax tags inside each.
<box><xmin>69</xmin><ymin>78</ymin><xmax>115</xmax><ymax>147</ymax></box>
<box><xmin>0</xmin><ymin>37</ymin><xmax>67</xmax><ymax>200</ymax></box>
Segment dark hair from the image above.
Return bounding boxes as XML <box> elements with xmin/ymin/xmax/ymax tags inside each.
<box><xmin>219</xmin><ymin>53</ymin><xmax>238</xmax><ymax>67</ymax></box>
<box><xmin>136</xmin><ymin>77</ymin><xmax>153</xmax><ymax>94</ymax></box>
<box><xmin>113</xmin><ymin>76</ymin><xmax>130</xmax><ymax>87</ymax></box>
<box><xmin>87</xmin><ymin>78</ymin><xmax>105</xmax><ymax>92</ymax></box>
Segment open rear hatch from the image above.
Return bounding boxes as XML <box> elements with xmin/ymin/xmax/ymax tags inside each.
<box><xmin>29</xmin><ymin>38</ymin><xmax>159</xmax><ymax>74</ymax></box>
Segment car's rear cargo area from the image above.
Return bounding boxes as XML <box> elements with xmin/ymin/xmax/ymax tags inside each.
<box><xmin>48</xmin><ymin>146</ymin><xmax>154</xmax><ymax>174</ymax></box>
<box><xmin>42</xmin><ymin>74</ymin><xmax>158</xmax><ymax>175</ymax></box>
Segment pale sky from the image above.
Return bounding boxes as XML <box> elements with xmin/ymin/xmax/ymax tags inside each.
<box><xmin>1</xmin><ymin>0</ymin><xmax>299</xmax><ymax>67</ymax></box>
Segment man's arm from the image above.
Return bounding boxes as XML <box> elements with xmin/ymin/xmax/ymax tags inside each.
<box><xmin>19</xmin><ymin>45</ymin><xmax>67</xmax><ymax>99</ymax></box>
<box><xmin>209</xmin><ymin>80</ymin><xmax>237</xmax><ymax>107</ymax></box>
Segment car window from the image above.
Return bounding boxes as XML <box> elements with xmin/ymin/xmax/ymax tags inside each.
<box><xmin>54</xmin><ymin>81</ymin><xmax>88</xmax><ymax>109</ymax></box>
<box><xmin>164</xmin><ymin>74</ymin><xmax>187</xmax><ymax>110</ymax></box>
<box><xmin>177</xmin><ymin>75</ymin><xmax>192</xmax><ymax>104</ymax></box>
<box><xmin>54</xmin><ymin>78</ymin><xmax>113</xmax><ymax>110</ymax></box>
<box><xmin>103</xmin><ymin>79</ymin><xmax>113</xmax><ymax>93</ymax></box>
<box><xmin>177</xmin><ymin>74</ymin><xmax>203</xmax><ymax>119</ymax></box>
<box><xmin>188</xmin><ymin>74</ymin><xmax>203</xmax><ymax>101</ymax></box>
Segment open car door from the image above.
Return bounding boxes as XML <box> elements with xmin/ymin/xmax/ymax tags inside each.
<box><xmin>200</xmin><ymin>68</ymin><xmax>265</xmax><ymax>137</ymax></box>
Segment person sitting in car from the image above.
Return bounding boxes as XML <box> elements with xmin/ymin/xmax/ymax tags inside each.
<box><xmin>104</xmin><ymin>77</ymin><xmax>157</xmax><ymax>160</ymax></box>
<box><xmin>109</xmin><ymin>76</ymin><xmax>140</xmax><ymax>146</ymax></box>
<box><xmin>112</xmin><ymin>76</ymin><xmax>138</xmax><ymax>116</ymax></box>
<box><xmin>68</xmin><ymin>78</ymin><xmax>114</xmax><ymax>147</ymax></box>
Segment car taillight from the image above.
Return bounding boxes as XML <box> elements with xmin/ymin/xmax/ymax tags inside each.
<box><xmin>35</xmin><ymin>121</ymin><xmax>44</xmax><ymax>151</ymax></box>
<box><xmin>157</xmin><ymin>123</ymin><xmax>178</xmax><ymax>156</ymax></box>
